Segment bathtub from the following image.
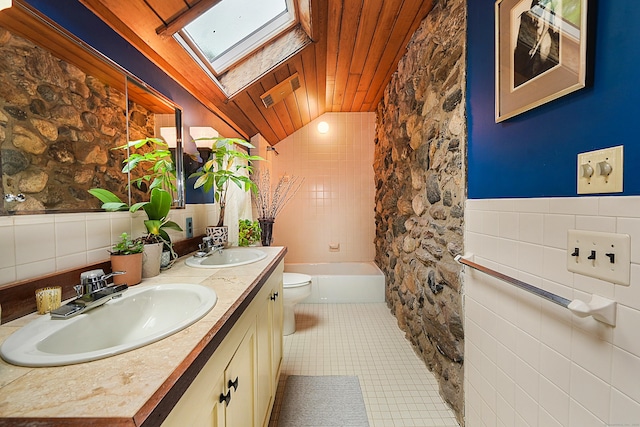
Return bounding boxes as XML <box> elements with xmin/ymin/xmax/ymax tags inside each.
<box><xmin>284</xmin><ymin>262</ymin><xmax>386</xmax><ymax>303</ymax></box>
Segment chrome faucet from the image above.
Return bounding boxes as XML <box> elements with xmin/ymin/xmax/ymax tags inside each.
<box><xmin>75</xmin><ymin>269</ymin><xmax>125</xmax><ymax>295</ymax></box>
<box><xmin>50</xmin><ymin>269</ymin><xmax>128</xmax><ymax>319</ymax></box>
<box><xmin>194</xmin><ymin>236</ymin><xmax>224</xmax><ymax>257</ymax></box>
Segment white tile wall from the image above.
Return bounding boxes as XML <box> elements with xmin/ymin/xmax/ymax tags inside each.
<box><xmin>0</xmin><ymin>204</ymin><xmax>210</xmax><ymax>286</ymax></box>
<box><xmin>465</xmin><ymin>196</ymin><xmax>640</xmax><ymax>427</ymax></box>
<box><xmin>268</xmin><ymin>112</ymin><xmax>376</xmax><ymax>263</ymax></box>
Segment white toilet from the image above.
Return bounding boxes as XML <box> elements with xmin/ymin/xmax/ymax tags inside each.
<box><xmin>282</xmin><ymin>273</ymin><xmax>312</xmax><ymax>335</ymax></box>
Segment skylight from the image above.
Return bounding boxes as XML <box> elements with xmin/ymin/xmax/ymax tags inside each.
<box><xmin>178</xmin><ymin>0</ymin><xmax>295</xmax><ymax>75</ymax></box>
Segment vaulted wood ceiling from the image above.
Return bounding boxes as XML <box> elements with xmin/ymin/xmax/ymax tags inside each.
<box><xmin>79</xmin><ymin>0</ymin><xmax>435</xmax><ymax>145</ymax></box>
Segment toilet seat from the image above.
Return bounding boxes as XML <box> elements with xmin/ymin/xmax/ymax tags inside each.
<box><xmin>283</xmin><ymin>272</ymin><xmax>312</xmax><ymax>288</ymax></box>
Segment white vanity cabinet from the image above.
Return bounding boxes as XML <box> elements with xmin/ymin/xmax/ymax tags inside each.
<box><xmin>256</xmin><ymin>270</ymin><xmax>284</xmax><ymax>427</ymax></box>
<box><xmin>162</xmin><ymin>261</ymin><xmax>283</xmax><ymax>427</ymax></box>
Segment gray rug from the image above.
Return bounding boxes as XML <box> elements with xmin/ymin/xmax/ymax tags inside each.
<box><xmin>278</xmin><ymin>375</ymin><xmax>369</xmax><ymax>427</ymax></box>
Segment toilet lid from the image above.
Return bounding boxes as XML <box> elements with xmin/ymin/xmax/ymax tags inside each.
<box><xmin>283</xmin><ymin>272</ymin><xmax>311</xmax><ymax>288</ymax></box>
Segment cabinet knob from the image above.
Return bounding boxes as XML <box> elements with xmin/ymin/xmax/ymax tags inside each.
<box><xmin>219</xmin><ymin>391</ymin><xmax>231</xmax><ymax>406</ymax></box>
<box><xmin>270</xmin><ymin>292</ymin><xmax>279</xmax><ymax>301</ymax></box>
<box><xmin>228</xmin><ymin>376</ymin><xmax>239</xmax><ymax>391</ymax></box>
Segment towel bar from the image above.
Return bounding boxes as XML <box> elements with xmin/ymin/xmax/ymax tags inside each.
<box><xmin>455</xmin><ymin>254</ymin><xmax>616</xmax><ymax>326</ymax></box>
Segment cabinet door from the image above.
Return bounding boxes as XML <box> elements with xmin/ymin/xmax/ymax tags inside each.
<box><xmin>271</xmin><ymin>280</ymin><xmax>283</xmax><ymax>381</ymax></box>
<box><xmin>256</xmin><ymin>297</ymin><xmax>272</xmax><ymax>427</ymax></box>
<box><xmin>225</xmin><ymin>327</ymin><xmax>255</xmax><ymax>427</ymax></box>
<box><xmin>162</xmin><ymin>359</ymin><xmax>226</xmax><ymax>427</ymax></box>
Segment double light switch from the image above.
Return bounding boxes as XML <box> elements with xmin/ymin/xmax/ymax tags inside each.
<box><xmin>577</xmin><ymin>146</ymin><xmax>623</xmax><ymax>194</ymax></box>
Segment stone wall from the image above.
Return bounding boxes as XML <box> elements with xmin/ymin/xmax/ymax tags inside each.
<box><xmin>374</xmin><ymin>0</ymin><xmax>466</xmax><ymax>423</ymax></box>
<box><xmin>0</xmin><ymin>27</ymin><xmax>154</xmax><ymax>212</ymax></box>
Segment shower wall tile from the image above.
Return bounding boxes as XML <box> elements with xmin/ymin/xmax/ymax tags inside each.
<box><xmin>519</xmin><ymin>213</ymin><xmax>543</xmax><ymax>244</ymax></box>
<box><xmin>611</xmin><ymin>346</ymin><xmax>640</xmax><ymax>403</ymax></box>
<box><xmin>615</xmin><ymin>263</ymin><xmax>640</xmax><ymax>310</ymax></box>
<box><xmin>86</xmin><ymin>213</ymin><xmax>111</xmax><ymax>251</ymax></box>
<box><xmin>14</xmin><ymin>215</ymin><xmax>55</xmax><ymax>265</ymax></box>
<box><xmin>465</xmin><ymin>196</ymin><xmax>640</xmax><ymax>427</ymax></box>
<box><xmin>56</xmin><ymin>253</ymin><xmax>88</xmax><ymax>272</ymax></box>
<box><xmin>610</xmin><ymin>389</ymin><xmax>640</xmax><ymax>426</ymax></box>
<box><xmin>16</xmin><ymin>259</ymin><xmax>56</xmax><ymax>282</ymax></box>
<box><xmin>617</xmin><ymin>218</ymin><xmax>640</xmax><ymax>264</ymax></box>
<box><xmin>0</xmin><ymin>219</ymin><xmax>15</xmax><ymax>270</ymax></box>
<box><xmin>270</xmin><ymin>112</ymin><xmax>376</xmax><ymax>263</ymax></box>
<box><xmin>0</xmin><ymin>205</ymin><xmax>210</xmax><ymax>286</ymax></box>
<box><xmin>540</xmin><ymin>377</ymin><xmax>569</xmax><ymax>425</ymax></box>
<box><xmin>0</xmin><ymin>267</ymin><xmax>16</xmax><ymax>286</ymax></box>
<box><xmin>55</xmin><ymin>214</ymin><xmax>87</xmax><ymax>257</ymax></box>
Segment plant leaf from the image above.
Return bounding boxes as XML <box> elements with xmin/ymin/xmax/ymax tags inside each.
<box><xmin>144</xmin><ymin>219</ymin><xmax>162</xmax><ymax>236</ymax></box>
<box><xmin>88</xmin><ymin>188</ymin><xmax>124</xmax><ymax>204</ymax></box>
<box><xmin>143</xmin><ymin>188</ymin><xmax>172</xmax><ymax>220</ymax></box>
<box><xmin>163</xmin><ymin>220</ymin><xmax>183</xmax><ymax>231</ymax></box>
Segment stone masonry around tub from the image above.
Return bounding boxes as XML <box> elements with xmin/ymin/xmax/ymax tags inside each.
<box><xmin>373</xmin><ymin>0</ymin><xmax>467</xmax><ymax>424</ymax></box>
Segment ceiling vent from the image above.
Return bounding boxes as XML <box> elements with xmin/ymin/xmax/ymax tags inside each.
<box><xmin>260</xmin><ymin>73</ymin><xmax>300</xmax><ymax>108</ymax></box>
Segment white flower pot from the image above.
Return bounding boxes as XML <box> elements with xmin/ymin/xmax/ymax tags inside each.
<box><xmin>142</xmin><ymin>242</ymin><xmax>162</xmax><ymax>278</ymax></box>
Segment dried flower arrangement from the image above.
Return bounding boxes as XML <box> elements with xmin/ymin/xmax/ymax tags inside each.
<box><xmin>252</xmin><ymin>169</ymin><xmax>303</xmax><ymax>220</ymax></box>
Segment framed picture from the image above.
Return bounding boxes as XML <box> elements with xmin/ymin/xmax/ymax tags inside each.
<box><xmin>495</xmin><ymin>0</ymin><xmax>588</xmax><ymax>122</ymax></box>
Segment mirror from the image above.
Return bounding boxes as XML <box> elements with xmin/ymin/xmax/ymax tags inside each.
<box><xmin>0</xmin><ymin>2</ymin><xmax>184</xmax><ymax>215</ymax></box>
<box><xmin>120</xmin><ymin>77</ymin><xmax>184</xmax><ymax>208</ymax></box>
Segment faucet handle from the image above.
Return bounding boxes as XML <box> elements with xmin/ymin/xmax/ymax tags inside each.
<box><xmin>74</xmin><ymin>284</ymin><xmax>84</xmax><ymax>297</ymax></box>
<box><xmin>80</xmin><ymin>269</ymin><xmax>106</xmax><ymax>285</ymax></box>
<box><xmin>101</xmin><ymin>271</ymin><xmax>125</xmax><ymax>282</ymax></box>
<box><xmin>80</xmin><ymin>269</ymin><xmax>106</xmax><ymax>294</ymax></box>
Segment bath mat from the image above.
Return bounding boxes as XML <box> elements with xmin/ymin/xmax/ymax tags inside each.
<box><xmin>278</xmin><ymin>375</ymin><xmax>369</xmax><ymax>427</ymax></box>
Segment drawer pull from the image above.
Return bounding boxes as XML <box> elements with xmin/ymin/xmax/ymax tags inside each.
<box><xmin>270</xmin><ymin>292</ymin><xmax>279</xmax><ymax>301</ymax></box>
<box><xmin>219</xmin><ymin>391</ymin><xmax>231</xmax><ymax>406</ymax></box>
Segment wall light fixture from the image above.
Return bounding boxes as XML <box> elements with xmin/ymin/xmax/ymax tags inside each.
<box><xmin>159</xmin><ymin>127</ymin><xmax>177</xmax><ymax>148</ymax></box>
<box><xmin>189</xmin><ymin>126</ymin><xmax>218</xmax><ymax>147</ymax></box>
<box><xmin>317</xmin><ymin>121</ymin><xmax>329</xmax><ymax>134</ymax></box>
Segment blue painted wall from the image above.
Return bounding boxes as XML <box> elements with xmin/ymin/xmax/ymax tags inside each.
<box><xmin>24</xmin><ymin>0</ymin><xmax>215</xmax><ymax>204</ymax></box>
<box><xmin>467</xmin><ymin>1</ymin><xmax>640</xmax><ymax>199</ymax></box>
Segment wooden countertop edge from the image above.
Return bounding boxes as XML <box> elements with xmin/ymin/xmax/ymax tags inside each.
<box><xmin>0</xmin><ymin>418</ymin><xmax>136</xmax><ymax>426</ymax></box>
<box><xmin>136</xmin><ymin>246</ymin><xmax>287</xmax><ymax>427</ymax></box>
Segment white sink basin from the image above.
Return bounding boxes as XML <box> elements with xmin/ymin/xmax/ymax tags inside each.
<box><xmin>0</xmin><ymin>283</ymin><xmax>217</xmax><ymax>367</ymax></box>
<box><xmin>185</xmin><ymin>248</ymin><xmax>267</xmax><ymax>269</ymax></box>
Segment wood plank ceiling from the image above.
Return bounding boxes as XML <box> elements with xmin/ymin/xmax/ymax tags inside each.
<box><xmin>79</xmin><ymin>0</ymin><xmax>435</xmax><ymax>146</ymax></box>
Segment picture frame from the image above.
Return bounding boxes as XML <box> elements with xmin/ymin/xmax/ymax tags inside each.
<box><xmin>495</xmin><ymin>0</ymin><xmax>588</xmax><ymax>122</ymax></box>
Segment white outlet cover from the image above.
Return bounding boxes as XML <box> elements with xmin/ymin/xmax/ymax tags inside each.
<box><xmin>567</xmin><ymin>229</ymin><xmax>630</xmax><ymax>285</ymax></box>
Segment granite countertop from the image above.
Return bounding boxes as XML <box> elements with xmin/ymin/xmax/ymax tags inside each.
<box><xmin>0</xmin><ymin>246</ymin><xmax>286</xmax><ymax>426</ymax></box>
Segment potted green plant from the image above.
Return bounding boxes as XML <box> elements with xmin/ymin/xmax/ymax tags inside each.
<box><xmin>109</xmin><ymin>232</ymin><xmax>144</xmax><ymax>286</ymax></box>
<box><xmin>89</xmin><ymin>187</ymin><xmax>182</xmax><ymax>276</ymax></box>
<box><xmin>120</xmin><ymin>137</ymin><xmax>177</xmax><ymax>195</ymax></box>
<box><xmin>190</xmin><ymin>137</ymin><xmax>262</xmax><ymax>245</ymax></box>
<box><xmin>238</xmin><ymin>219</ymin><xmax>261</xmax><ymax>246</ymax></box>
<box><xmin>89</xmin><ymin>137</ymin><xmax>182</xmax><ymax>276</ymax></box>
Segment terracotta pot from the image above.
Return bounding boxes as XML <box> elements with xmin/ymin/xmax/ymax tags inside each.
<box><xmin>142</xmin><ymin>242</ymin><xmax>163</xmax><ymax>278</ymax></box>
<box><xmin>110</xmin><ymin>252</ymin><xmax>143</xmax><ymax>286</ymax></box>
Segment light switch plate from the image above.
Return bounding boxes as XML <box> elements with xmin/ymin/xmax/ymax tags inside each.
<box><xmin>567</xmin><ymin>229</ymin><xmax>630</xmax><ymax>285</ymax></box>
<box><xmin>577</xmin><ymin>146</ymin><xmax>623</xmax><ymax>194</ymax></box>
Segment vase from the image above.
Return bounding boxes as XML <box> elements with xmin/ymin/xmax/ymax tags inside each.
<box><xmin>206</xmin><ymin>226</ymin><xmax>229</xmax><ymax>247</ymax></box>
<box><xmin>258</xmin><ymin>218</ymin><xmax>275</xmax><ymax>246</ymax></box>
<box><xmin>110</xmin><ymin>252</ymin><xmax>143</xmax><ymax>286</ymax></box>
<box><xmin>142</xmin><ymin>242</ymin><xmax>162</xmax><ymax>278</ymax></box>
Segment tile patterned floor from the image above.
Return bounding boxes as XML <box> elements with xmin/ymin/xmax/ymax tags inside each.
<box><xmin>268</xmin><ymin>303</ymin><xmax>460</xmax><ymax>427</ymax></box>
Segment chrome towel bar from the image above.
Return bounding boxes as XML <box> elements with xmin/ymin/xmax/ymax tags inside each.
<box><xmin>455</xmin><ymin>254</ymin><xmax>617</xmax><ymax>326</ymax></box>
